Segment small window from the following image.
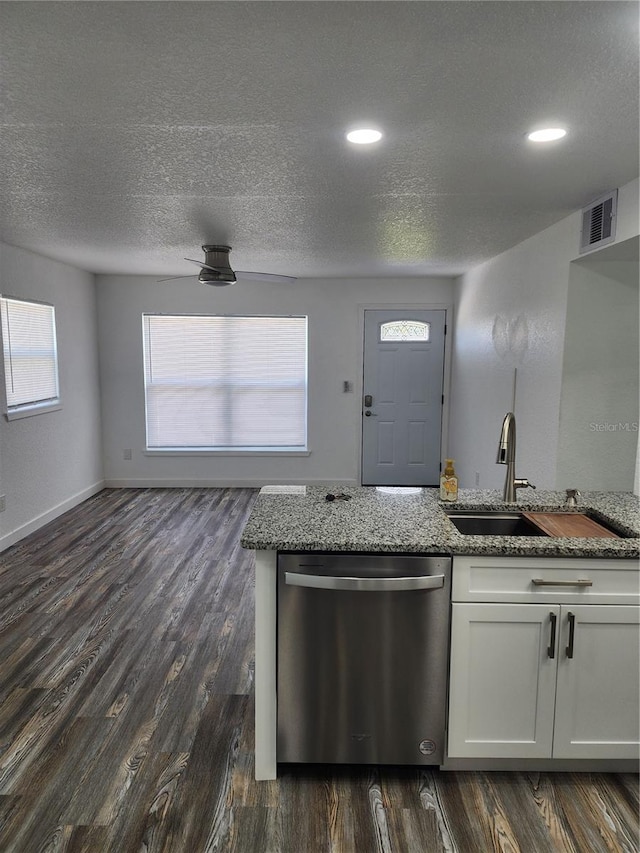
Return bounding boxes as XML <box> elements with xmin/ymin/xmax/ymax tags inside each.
<box><xmin>142</xmin><ymin>314</ymin><xmax>308</xmax><ymax>450</ymax></box>
<box><xmin>0</xmin><ymin>296</ymin><xmax>60</xmax><ymax>417</ymax></box>
<box><xmin>380</xmin><ymin>319</ymin><xmax>430</xmax><ymax>342</ymax></box>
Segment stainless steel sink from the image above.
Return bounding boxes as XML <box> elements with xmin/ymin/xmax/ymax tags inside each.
<box><xmin>444</xmin><ymin>510</ymin><xmax>547</xmax><ymax>536</ymax></box>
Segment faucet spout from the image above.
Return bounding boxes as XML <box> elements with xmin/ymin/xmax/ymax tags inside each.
<box><xmin>496</xmin><ymin>412</ymin><xmax>535</xmax><ymax>502</ymax></box>
<box><xmin>497</xmin><ymin>412</ymin><xmax>517</xmax><ymax>501</ymax></box>
<box><xmin>497</xmin><ymin>411</ymin><xmax>516</xmax><ymax>466</ymax></box>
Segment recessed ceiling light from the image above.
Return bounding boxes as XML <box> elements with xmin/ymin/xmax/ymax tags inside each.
<box><xmin>527</xmin><ymin>128</ymin><xmax>567</xmax><ymax>142</ymax></box>
<box><xmin>346</xmin><ymin>128</ymin><xmax>382</xmax><ymax>145</ymax></box>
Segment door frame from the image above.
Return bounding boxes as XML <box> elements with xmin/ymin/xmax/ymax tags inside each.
<box><xmin>356</xmin><ymin>302</ymin><xmax>454</xmax><ymax>486</ymax></box>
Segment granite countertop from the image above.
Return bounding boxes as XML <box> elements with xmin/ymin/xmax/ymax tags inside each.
<box><xmin>240</xmin><ymin>486</ymin><xmax>640</xmax><ymax>558</ymax></box>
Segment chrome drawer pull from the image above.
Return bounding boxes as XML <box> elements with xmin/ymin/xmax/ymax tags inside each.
<box><xmin>531</xmin><ymin>578</ymin><xmax>593</xmax><ymax>587</ymax></box>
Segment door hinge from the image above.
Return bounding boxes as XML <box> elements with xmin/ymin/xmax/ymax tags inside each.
<box><xmin>441</xmin><ymin>394</ymin><xmax>445</xmax><ymax>405</ymax></box>
<box><xmin>444</xmin><ymin>324</ymin><xmax>447</xmax><ymax>335</ymax></box>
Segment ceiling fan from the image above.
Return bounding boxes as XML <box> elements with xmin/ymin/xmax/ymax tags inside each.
<box><xmin>158</xmin><ymin>245</ymin><xmax>296</xmax><ymax>287</ymax></box>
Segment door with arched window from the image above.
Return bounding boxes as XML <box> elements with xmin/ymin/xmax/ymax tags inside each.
<box><xmin>361</xmin><ymin>309</ymin><xmax>446</xmax><ymax>485</ymax></box>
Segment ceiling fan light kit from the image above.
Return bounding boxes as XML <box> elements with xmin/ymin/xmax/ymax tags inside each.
<box><xmin>158</xmin><ymin>245</ymin><xmax>297</xmax><ymax>286</ymax></box>
<box><xmin>185</xmin><ymin>245</ymin><xmax>237</xmax><ymax>286</ymax></box>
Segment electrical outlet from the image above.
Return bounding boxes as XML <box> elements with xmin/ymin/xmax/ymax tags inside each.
<box><xmin>0</xmin><ymin>495</ymin><xmax>5</xmax><ymax>512</ymax></box>
<box><xmin>123</xmin><ymin>449</ymin><xmax>132</xmax><ymax>461</ymax></box>
<box><xmin>475</xmin><ymin>472</ymin><xmax>480</xmax><ymax>487</ymax></box>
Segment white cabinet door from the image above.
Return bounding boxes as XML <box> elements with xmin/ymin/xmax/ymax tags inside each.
<box><xmin>448</xmin><ymin>603</ymin><xmax>559</xmax><ymax>759</ymax></box>
<box><xmin>553</xmin><ymin>604</ymin><xmax>640</xmax><ymax>760</ymax></box>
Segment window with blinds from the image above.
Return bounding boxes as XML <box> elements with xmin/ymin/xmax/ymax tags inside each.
<box><xmin>143</xmin><ymin>314</ymin><xmax>308</xmax><ymax>450</ymax></box>
<box><xmin>1</xmin><ymin>296</ymin><xmax>60</xmax><ymax>413</ymax></box>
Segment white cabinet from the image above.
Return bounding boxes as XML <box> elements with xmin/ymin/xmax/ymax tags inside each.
<box><xmin>448</xmin><ymin>557</ymin><xmax>640</xmax><ymax>761</ymax></box>
<box><xmin>448</xmin><ymin>602</ymin><xmax>558</xmax><ymax>758</ymax></box>
<box><xmin>553</xmin><ymin>603</ymin><xmax>640</xmax><ymax>759</ymax></box>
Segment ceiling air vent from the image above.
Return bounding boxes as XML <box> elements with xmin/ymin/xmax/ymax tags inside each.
<box><xmin>579</xmin><ymin>189</ymin><xmax>617</xmax><ymax>254</ymax></box>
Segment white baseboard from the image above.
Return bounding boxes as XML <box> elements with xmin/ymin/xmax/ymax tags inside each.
<box><xmin>0</xmin><ymin>480</ymin><xmax>106</xmax><ymax>553</ymax></box>
<box><xmin>104</xmin><ymin>478</ymin><xmax>359</xmax><ymax>488</ymax></box>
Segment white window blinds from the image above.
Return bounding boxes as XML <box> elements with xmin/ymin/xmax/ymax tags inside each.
<box><xmin>143</xmin><ymin>314</ymin><xmax>308</xmax><ymax>449</ymax></box>
<box><xmin>1</xmin><ymin>296</ymin><xmax>59</xmax><ymax>410</ymax></box>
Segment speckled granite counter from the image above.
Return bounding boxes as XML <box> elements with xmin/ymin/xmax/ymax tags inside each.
<box><xmin>241</xmin><ymin>487</ymin><xmax>639</xmax><ymax>558</ymax></box>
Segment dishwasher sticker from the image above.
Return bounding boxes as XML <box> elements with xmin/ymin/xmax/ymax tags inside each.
<box><xmin>419</xmin><ymin>739</ymin><xmax>437</xmax><ymax>756</ymax></box>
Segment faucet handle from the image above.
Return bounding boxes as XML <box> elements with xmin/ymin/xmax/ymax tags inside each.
<box><xmin>565</xmin><ymin>488</ymin><xmax>580</xmax><ymax>507</ymax></box>
<box><xmin>514</xmin><ymin>478</ymin><xmax>536</xmax><ymax>491</ymax></box>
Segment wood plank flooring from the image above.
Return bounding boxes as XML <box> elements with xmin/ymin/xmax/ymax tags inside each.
<box><xmin>0</xmin><ymin>487</ymin><xmax>637</xmax><ymax>852</ymax></box>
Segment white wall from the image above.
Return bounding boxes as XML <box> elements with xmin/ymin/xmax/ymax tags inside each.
<box><xmin>0</xmin><ymin>243</ymin><xmax>104</xmax><ymax>550</ymax></box>
<box><xmin>557</xmin><ymin>249</ymin><xmax>639</xmax><ymax>491</ymax></box>
<box><xmin>96</xmin><ymin>274</ymin><xmax>453</xmax><ymax>486</ymax></box>
<box><xmin>449</xmin><ymin>177</ymin><xmax>640</xmax><ymax>491</ymax></box>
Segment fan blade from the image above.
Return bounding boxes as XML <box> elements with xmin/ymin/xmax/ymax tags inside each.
<box><xmin>234</xmin><ymin>270</ymin><xmax>297</xmax><ymax>284</ymax></box>
<box><xmin>157</xmin><ymin>274</ymin><xmax>198</xmax><ymax>282</ymax></box>
<box><xmin>184</xmin><ymin>258</ymin><xmax>229</xmax><ymax>274</ymax></box>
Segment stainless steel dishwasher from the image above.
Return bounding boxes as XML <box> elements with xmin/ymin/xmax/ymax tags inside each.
<box><xmin>277</xmin><ymin>552</ymin><xmax>452</xmax><ymax>765</ymax></box>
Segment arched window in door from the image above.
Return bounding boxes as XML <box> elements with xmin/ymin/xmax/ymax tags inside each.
<box><xmin>379</xmin><ymin>319</ymin><xmax>430</xmax><ymax>342</ymax></box>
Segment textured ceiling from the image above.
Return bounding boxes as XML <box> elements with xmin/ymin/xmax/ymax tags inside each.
<box><xmin>1</xmin><ymin>1</ymin><xmax>638</xmax><ymax>279</ymax></box>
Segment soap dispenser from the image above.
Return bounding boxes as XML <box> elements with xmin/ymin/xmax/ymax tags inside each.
<box><xmin>440</xmin><ymin>459</ymin><xmax>458</xmax><ymax>502</ymax></box>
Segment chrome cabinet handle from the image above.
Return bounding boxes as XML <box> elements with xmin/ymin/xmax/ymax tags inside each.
<box><xmin>566</xmin><ymin>611</ymin><xmax>576</xmax><ymax>659</ymax></box>
<box><xmin>284</xmin><ymin>572</ymin><xmax>445</xmax><ymax>592</ymax></box>
<box><xmin>531</xmin><ymin>578</ymin><xmax>593</xmax><ymax>587</ymax></box>
<box><xmin>548</xmin><ymin>611</ymin><xmax>557</xmax><ymax>659</ymax></box>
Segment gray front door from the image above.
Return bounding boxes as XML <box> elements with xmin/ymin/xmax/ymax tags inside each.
<box><xmin>361</xmin><ymin>309</ymin><xmax>446</xmax><ymax>486</ymax></box>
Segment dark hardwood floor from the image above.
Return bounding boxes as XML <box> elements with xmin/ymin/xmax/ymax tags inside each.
<box><xmin>0</xmin><ymin>487</ymin><xmax>637</xmax><ymax>852</ymax></box>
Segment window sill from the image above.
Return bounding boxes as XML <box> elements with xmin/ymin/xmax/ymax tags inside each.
<box><xmin>144</xmin><ymin>448</ymin><xmax>311</xmax><ymax>457</ymax></box>
<box><xmin>5</xmin><ymin>401</ymin><xmax>62</xmax><ymax>421</ymax></box>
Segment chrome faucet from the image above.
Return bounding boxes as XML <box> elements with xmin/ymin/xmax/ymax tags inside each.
<box><xmin>496</xmin><ymin>412</ymin><xmax>536</xmax><ymax>502</ymax></box>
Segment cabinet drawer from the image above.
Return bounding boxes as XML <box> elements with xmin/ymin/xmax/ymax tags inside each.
<box><xmin>452</xmin><ymin>556</ymin><xmax>639</xmax><ymax>605</ymax></box>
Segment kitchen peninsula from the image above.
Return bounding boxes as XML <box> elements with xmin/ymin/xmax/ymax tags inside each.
<box><xmin>241</xmin><ymin>487</ymin><xmax>639</xmax><ymax>780</ymax></box>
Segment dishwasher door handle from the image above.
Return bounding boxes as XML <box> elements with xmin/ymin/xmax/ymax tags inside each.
<box><xmin>284</xmin><ymin>572</ymin><xmax>445</xmax><ymax>592</ymax></box>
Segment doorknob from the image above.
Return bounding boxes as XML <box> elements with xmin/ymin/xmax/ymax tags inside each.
<box><xmin>364</xmin><ymin>394</ymin><xmax>373</xmax><ymax>407</ymax></box>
